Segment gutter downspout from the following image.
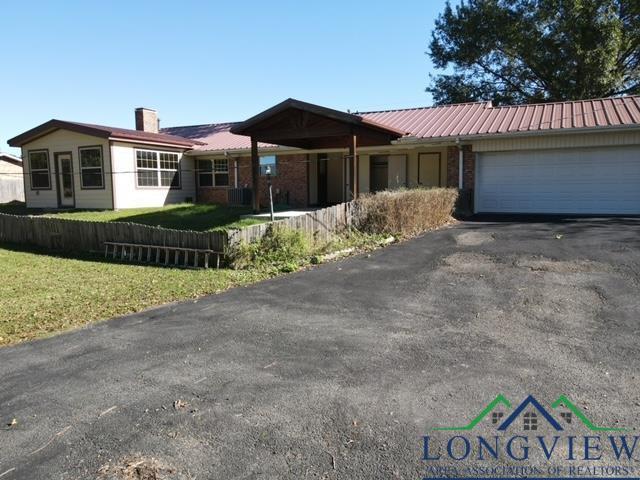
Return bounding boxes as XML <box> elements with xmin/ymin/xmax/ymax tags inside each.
<box><xmin>456</xmin><ymin>138</ymin><xmax>463</xmax><ymax>189</ymax></box>
<box><xmin>234</xmin><ymin>159</ymin><xmax>238</xmax><ymax>188</ymax></box>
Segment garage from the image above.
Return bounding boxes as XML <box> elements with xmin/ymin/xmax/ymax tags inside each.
<box><xmin>474</xmin><ymin>145</ymin><xmax>640</xmax><ymax>214</ymax></box>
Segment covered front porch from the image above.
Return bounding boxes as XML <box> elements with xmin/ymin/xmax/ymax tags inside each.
<box><xmin>231</xmin><ymin>98</ymin><xmax>407</xmax><ymax>212</ymax></box>
<box><xmin>306</xmin><ymin>146</ymin><xmax>449</xmax><ymax>206</ymax></box>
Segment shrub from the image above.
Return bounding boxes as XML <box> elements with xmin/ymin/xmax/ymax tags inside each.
<box><xmin>227</xmin><ymin>224</ymin><xmax>310</xmax><ymax>272</ymax></box>
<box><xmin>353</xmin><ymin>188</ymin><xmax>458</xmax><ymax>237</ymax></box>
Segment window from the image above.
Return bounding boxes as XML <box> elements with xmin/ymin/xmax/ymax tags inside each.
<box><xmin>136</xmin><ymin>149</ymin><xmax>180</xmax><ymax>188</ymax></box>
<box><xmin>79</xmin><ymin>146</ymin><xmax>104</xmax><ymax>188</ymax></box>
<box><xmin>560</xmin><ymin>412</ymin><xmax>572</xmax><ymax>424</ymax></box>
<box><xmin>197</xmin><ymin>159</ymin><xmax>229</xmax><ymax>187</ymax></box>
<box><xmin>523</xmin><ymin>412</ymin><xmax>538</xmax><ymax>431</ymax></box>
<box><xmin>491</xmin><ymin>412</ymin><xmax>504</xmax><ymax>424</ymax></box>
<box><xmin>260</xmin><ymin>155</ymin><xmax>277</xmax><ymax>176</ymax></box>
<box><xmin>28</xmin><ymin>150</ymin><xmax>50</xmax><ymax>189</ymax></box>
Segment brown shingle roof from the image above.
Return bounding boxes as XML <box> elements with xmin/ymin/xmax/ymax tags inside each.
<box><xmin>163</xmin><ymin>95</ymin><xmax>640</xmax><ymax>153</ymax></box>
<box><xmin>8</xmin><ymin>119</ymin><xmax>201</xmax><ymax>148</ymax></box>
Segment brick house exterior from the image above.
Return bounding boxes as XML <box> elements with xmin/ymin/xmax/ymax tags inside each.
<box><xmin>197</xmin><ymin>154</ymin><xmax>309</xmax><ymax>208</ymax></box>
<box><xmin>446</xmin><ymin>145</ymin><xmax>475</xmax><ymax>190</ymax></box>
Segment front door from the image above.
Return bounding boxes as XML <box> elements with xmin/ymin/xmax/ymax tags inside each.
<box><xmin>317</xmin><ymin>154</ymin><xmax>328</xmax><ymax>206</ymax></box>
<box><xmin>418</xmin><ymin>152</ymin><xmax>441</xmax><ymax>187</ymax></box>
<box><xmin>55</xmin><ymin>152</ymin><xmax>75</xmax><ymax>207</ymax></box>
<box><xmin>370</xmin><ymin>155</ymin><xmax>388</xmax><ymax>193</ymax></box>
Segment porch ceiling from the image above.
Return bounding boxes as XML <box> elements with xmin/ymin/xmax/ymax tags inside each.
<box><xmin>230</xmin><ymin>98</ymin><xmax>406</xmax><ymax>149</ymax></box>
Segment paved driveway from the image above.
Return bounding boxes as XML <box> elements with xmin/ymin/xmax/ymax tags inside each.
<box><xmin>1</xmin><ymin>218</ymin><xmax>639</xmax><ymax>479</ymax></box>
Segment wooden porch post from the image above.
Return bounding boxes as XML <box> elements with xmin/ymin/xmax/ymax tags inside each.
<box><xmin>349</xmin><ymin>135</ymin><xmax>360</xmax><ymax>200</ymax></box>
<box><xmin>251</xmin><ymin>137</ymin><xmax>260</xmax><ymax>213</ymax></box>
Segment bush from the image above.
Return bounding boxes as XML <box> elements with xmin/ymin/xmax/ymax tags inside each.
<box><xmin>353</xmin><ymin>188</ymin><xmax>458</xmax><ymax>237</ymax></box>
<box><xmin>228</xmin><ymin>224</ymin><xmax>310</xmax><ymax>272</ymax></box>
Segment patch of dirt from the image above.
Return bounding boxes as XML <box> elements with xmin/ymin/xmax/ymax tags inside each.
<box><xmin>455</xmin><ymin>231</ymin><xmax>495</xmax><ymax>246</ymax></box>
<box><xmin>441</xmin><ymin>252</ymin><xmax>495</xmax><ymax>273</ymax></box>
<box><xmin>97</xmin><ymin>456</ymin><xmax>178</xmax><ymax>480</ymax></box>
<box><xmin>515</xmin><ymin>256</ymin><xmax>610</xmax><ymax>273</ymax></box>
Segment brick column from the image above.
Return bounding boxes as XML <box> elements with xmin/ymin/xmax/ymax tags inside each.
<box><xmin>446</xmin><ymin>145</ymin><xmax>475</xmax><ymax>190</ymax></box>
<box><xmin>446</xmin><ymin>146</ymin><xmax>459</xmax><ymax>188</ymax></box>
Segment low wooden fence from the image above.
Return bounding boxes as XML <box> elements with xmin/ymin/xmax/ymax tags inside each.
<box><xmin>0</xmin><ymin>202</ymin><xmax>353</xmax><ymax>264</ymax></box>
<box><xmin>0</xmin><ymin>213</ymin><xmax>227</xmax><ymax>254</ymax></box>
<box><xmin>227</xmin><ymin>202</ymin><xmax>354</xmax><ymax>246</ymax></box>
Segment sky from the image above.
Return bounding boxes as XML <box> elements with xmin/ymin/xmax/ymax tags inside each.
<box><xmin>0</xmin><ymin>0</ymin><xmax>449</xmax><ymax>155</ymax></box>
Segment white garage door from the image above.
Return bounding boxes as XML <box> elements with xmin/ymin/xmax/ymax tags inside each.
<box><xmin>475</xmin><ymin>146</ymin><xmax>640</xmax><ymax>214</ymax></box>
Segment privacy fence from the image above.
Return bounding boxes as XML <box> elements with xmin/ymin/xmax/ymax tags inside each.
<box><xmin>0</xmin><ymin>202</ymin><xmax>354</xmax><ymax>263</ymax></box>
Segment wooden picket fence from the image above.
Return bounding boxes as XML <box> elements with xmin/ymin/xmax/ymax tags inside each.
<box><xmin>0</xmin><ymin>213</ymin><xmax>227</xmax><ymax>256</ymax></box>
<box><xmin>0</xmin><ymin>202</ymin><xmax>354</xmax><ymax>268</ymax></box>
<box><xmin>227</xmin><ymin>202</ymin><xmax>354</xmax><ymax>246</ymax></box>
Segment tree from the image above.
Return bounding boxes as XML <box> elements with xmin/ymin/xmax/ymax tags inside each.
<box><xmin>427</xmin><ymin>0</ymin><xmax>640</xmax><ymax>105</ymax></box>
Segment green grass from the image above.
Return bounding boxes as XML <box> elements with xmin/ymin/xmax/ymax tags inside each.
<box><xmin>0</xmin><ymin>203</ymin><xmax>265</xmax><ymax>231</ymax></box>
<box><xmin>0</xmin><ymin>226</ymin><xmax>393</xmax><ymax>346</ymax></box>
<box><xmin>0</xmin><ymin>245</ymin><xmax>271</xmax><ymax>346</ymax></box>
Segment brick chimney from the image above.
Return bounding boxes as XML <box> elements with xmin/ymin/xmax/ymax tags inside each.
<box><xmin>135</xmin><ymin>108</ymin><xmax>159</xmax><ymax>133</ymax></box>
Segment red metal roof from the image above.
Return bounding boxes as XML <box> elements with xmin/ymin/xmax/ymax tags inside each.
<box><xmin>360</xmin><ymin>95</ymin><xmax>640</xmax><ymax>138</ymax></box>
<box><xmin>164</xmin><ymin>95</ymin><xmax>640</xmax><ymax>152</ymax></box>
<box><xmin>162</xmin><ymin>122</ymin><xmax>279</xmax><ymax>151</ymax></box>
<box><xmin>8</xmin><ymin>119</ymin><xmax>200</xmax><ymax>148</ymax></box>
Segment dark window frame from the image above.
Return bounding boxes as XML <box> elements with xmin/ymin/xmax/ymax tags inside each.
<box><xmin>197</xmin><ymin>158</ymin><xmax>229</xmax><ymax>187</ymax></box>
<box><xmin>78</xmin><ymin>145</ymin><xmax>105</xmax><ymax>190</ymax></box>
<box><xmin>259</xmin><ymin>155</ymin><xmax>277</xmax><ymax>176</ymax></box>
<box><xmin>28</xmin><ymin>149</ymin><xmax>52</xmax><ymax>190</ymax></box>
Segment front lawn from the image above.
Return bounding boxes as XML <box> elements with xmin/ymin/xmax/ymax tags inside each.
<box><xmin>0</xmin><ymin>203</ymin><xmax>265</xmax><ymax>231</ymax></box>
<box><xmin>0</xmin><ymin>246</ymin><xmax>270</xmax><ymax>346</ymax></box>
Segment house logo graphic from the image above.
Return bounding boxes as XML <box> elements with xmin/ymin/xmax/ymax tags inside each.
<box><xmin>433</xmin><ymin>394</ymin><xmax>625</xmax><ymax>432</ymax></box>
<box><xmin>422</xmin><ymin>394</ymin><xmax>637</xmax><ymax>478</ymax></box>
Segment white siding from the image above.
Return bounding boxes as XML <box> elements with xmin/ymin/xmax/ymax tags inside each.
<box><xmin>21</xmin><ymin>130</ymin><xmax>113</xmax><ymax>209</ymax></box>
<box><xmin>110</xmin><ymin>141</ymin><xmax>195</xmax><ymax>209</ymax></box>
<box><xmin>0</xmin><ymin>160</ymin><xmax>24</xmax><ymax>203</ymax></box>
<box><xmin>473</xmin><ymin>130</ymin><xmax>640</xmax><ymax>152</ymax></box>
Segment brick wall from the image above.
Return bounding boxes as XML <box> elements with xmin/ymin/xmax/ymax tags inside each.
<box><xmin>195</xmin><ymin>157</ymin><xmax>241</xmax><ymax>205</ymax></box>
<box><xmin>446</xmin><ymin>145</ymin><xmax>476</xmax><ymax>215</ymax></box>
<box><xmin>197</xmin><ymin>188</ymin><xmax>229</xmax><ymax>204</ymax></box>
<box><xmin>198</xmin><ymin>154</ymin><xmax>308</xmax><ymax>208</ymax></box>
<box><xmin>446</xmin><ymin>145</ymin><xmax>475</xmax><ymax>190</ymax></box>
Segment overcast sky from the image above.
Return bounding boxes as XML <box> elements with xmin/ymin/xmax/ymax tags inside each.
<box><xmin>1</xmin><ymin>0</ymin><xmax>448</xmax><ymax>154</ymax></box>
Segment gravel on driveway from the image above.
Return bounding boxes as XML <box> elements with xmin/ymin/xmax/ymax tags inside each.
<box><xmin>1</xmin><ymin>217</ymin><xmax>639</xmax><ymax>479</ymax></box>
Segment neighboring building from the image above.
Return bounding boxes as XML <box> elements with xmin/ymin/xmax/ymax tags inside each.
<box><xmin>8</xmin><ymin>95</ymin><xmax>640</xmax><ymax>214</ymax></box>
<box><xmin>0</xmin><ymin>152</ymin><xmax>25</xmax><ymax>203</ymax></box>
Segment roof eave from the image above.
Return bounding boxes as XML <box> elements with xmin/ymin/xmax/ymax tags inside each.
<box><xmin>394</xmin><ymin>123</ymin><xmax>640</xmax><ymax>144</ymax></box>
<box><xmin>108</xmin><ymin>134</ymin><xmax>200</xmax><ymax>148</ymax></box>
<box><xmin>7</xmin><ymin>120</ymin><xmax>111</xmax><ymax>147</ymax></box>
<box><xmin>231</xmin><ymin>98</ymin><xmax>406</xmax><ymax>138</ymax></box>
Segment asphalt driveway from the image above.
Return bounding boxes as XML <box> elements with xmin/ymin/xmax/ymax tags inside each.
<box><xmin>1</xmin><ymin>218</ymin><xmax>639</xmax><ymax>479</ymax></box>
